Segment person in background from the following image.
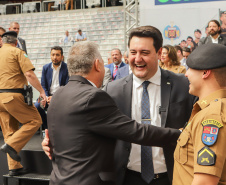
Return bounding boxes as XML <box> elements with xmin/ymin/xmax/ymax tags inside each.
<box><xmin>199</xmin><ymin>20</ymin><xmax>226</xmax><ymax>46</ymax></box>
<box><xmin>220</xmin><ymin>11</ymin><xmax>226</xmax><ymax>37</ymax></box>
<box><xmin>59</xmin><ymin>30</ymin><xmax>73</xmax><ymax>44</ymax></box>
<box><xmin>105</xmin><ymin>48</ymin><xmax>126</xmax><ymax>80</ymax></box>
<box><xmin>193</xmin><ymin>29</ymin><xmax>202</xmax><ymax>48</ymax></box>
<box><xmin>9</xmin><ymin>22</ymin><xmax>27</xmax><ymax>54</ymax></box>
<box><xmin>75</xmin><ymin>29</ymin><xmax>87</xmax><ymax>42</ymax></box>
<box><xmin>182</xmin><ymin>47</ymin><xmax>191</xmax><ymax>60</ymax></box>
<box><xmin>0</xmin><ymin>27</ymin><xmax>6</xmax><ymax>48</ymax></box>
<box><xmin>160</xmin><ymin>45</ymin><xmax>186</xmax><ymax>74</ymax></box>
<box><xmin>174</xmin><ymin>45</ymin><xmax>188</xmax><ymax>70</ymax></box>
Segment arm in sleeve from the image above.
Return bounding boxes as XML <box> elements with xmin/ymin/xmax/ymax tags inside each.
<box><xmin>86</xmin><ymin>90</ymin><xmax>181</xmax><ymax>147</ymax></box>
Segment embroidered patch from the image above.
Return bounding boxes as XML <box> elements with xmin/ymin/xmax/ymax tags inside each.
<box><xmin>201</xmin><ymin>119</ymin><xmax>223</xmax><ymax>146</ymax></box>
<box><xmin>24</xmin><ymin>53</ymin><xmax>28</xmax><ymax>58</ymax></box>
<box><xmin>197</xmin><ymin>146</ymin><xmax>216</xmax><ymax>166</ymax></box>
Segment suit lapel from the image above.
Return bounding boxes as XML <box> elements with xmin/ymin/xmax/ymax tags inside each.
<box><xmin>160</xmin><ymin>69</ymin><xmax>171</xmax><ymax>128</ymax></box>
<box><xmin>49</xmin><ymin>65</ymin><xmax>53</xmax><ymax>88</ymax></box>
<box><xmin>122</xmin><ymin>74</ymin><xmax>133</xmax><ymax>118</ymax></box>
<box><xmin>59</xmin><ymin>62</ymin><xmax>64</xmax><ymax>85</ymax></box>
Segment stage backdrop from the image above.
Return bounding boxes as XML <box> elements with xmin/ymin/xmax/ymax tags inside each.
<box><xmin>140</xmin><ymin>0</ymin><xmax>226</xmax><ymax>45</ymax></box>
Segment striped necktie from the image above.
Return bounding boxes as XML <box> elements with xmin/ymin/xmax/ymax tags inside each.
<box><xmin>112</xmin><ymin>65</ymin><xmax>118</xmax><ymax>80</ymax></box>
<box><xmin>141</xmin><ymin>81</ymin><xmax>155</xmax><ymax>183</ymax></box>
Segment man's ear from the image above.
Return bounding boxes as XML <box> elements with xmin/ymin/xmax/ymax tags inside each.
<box><xmin>157</xmin><ymin>48</ymin><xmax>162</xmax><ymax>60</ymax></box>
<box><xmin>202</xmin><ymin>70</ymin><xmax>211</xmax><ymax>79</ymax></box>
<box><xmin>94</xmin><ymin>59</ymin><xmax>101</xmax><ymax>72</ymax></box>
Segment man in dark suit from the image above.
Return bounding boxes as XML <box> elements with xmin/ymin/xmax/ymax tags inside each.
<box><xmin>9</xmin><ymin>22</ymin><xmax>27</xmax><ymax>54</ymax></box>
<box><xmin>43</xmin><ymin>41</ymin><xmax>181</xmax><ymax>185</ymax></box>
<box><xmin>199</xmin><ymin>20</ymin><xmax>226</xmax><ymax>46</ymax></box>
<box><xmin>105</xmin><ymin>26</ymin><xmax>195</xmax><ymax>185</ymax></box>
<box><xmin>105</xmin><ymin>48</ymin><xmax>126</xmax><ymax>80</ymax></box>
<box><xmin>35</xmin><ymin>46</ymin><xmax>69</xmax><ymax>129</ymax></box>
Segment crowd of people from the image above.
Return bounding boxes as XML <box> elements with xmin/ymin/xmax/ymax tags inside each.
<box><xmin>0</xmin><ymin>11</ymin><xmax>226</xmax><ymax>185</ymax></box>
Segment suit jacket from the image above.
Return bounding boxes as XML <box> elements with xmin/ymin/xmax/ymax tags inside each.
<box><xmin>101</xmin><ymin>67</ymin><xmax>112</xmax><ymax>89</ymax></box>
<box><xmin>199</xmin><ymin>35</ymin><xmax>226</xmax><ymax>46</ymax></box>
<box><xmin>17</xmin><ymin>37</ymin><xmax>27</xmax><ymax>54</ymax></box>
<box><xmin>105</xmin><ymin>69</ymin><xmax>195</xmax><ymax>185</ymax></box>
<box><xmin>105</xmin><ymin>62</ymin><xmax>126</xmax><ymax>79</ymax></box>
<box><xmin>48</xmin><ymin>75</ymin><xmax>181</xmax><ymax>185</ymax></box>
<box><xmin>115</xmin><ymin>64</ymin><xmax>129</xmax><ymax>80</ymax></box>
<box><xmin>41</xmin><ymin>61</ymin><xmax>69</xmax><ymax>96</ymax></box>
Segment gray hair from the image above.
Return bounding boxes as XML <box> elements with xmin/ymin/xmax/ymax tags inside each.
<box><xmin>2</xmin><ymin>35</ymin><xmax>17</xmax><ymax>44</ymax></box>
<box><xmin>67</xmin><ymin>41</ymin><xmax>101</xmax><ymax>76</ymax></box>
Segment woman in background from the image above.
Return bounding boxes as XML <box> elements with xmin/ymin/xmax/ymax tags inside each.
<box><xmin>160</xmin><ymin>45</ymin><xmax>186</xmax><ymax>74</ymax></box>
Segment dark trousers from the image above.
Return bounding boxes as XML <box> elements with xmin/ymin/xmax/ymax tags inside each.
<box><xmin>34</xmin><ymin>101</ymin><xmax>48</xmax><ymax>129</ymax></box>
<box><xmin>123</xmin><ymin>169</ymin><xmax>170</xmax><ymax>185</ymax></box>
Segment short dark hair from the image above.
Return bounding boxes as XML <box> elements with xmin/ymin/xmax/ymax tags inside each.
<box><xmin>51</xmin><ymin>46</ymin><xmax>63</xmax><ymax>55</ymax></box>
<box><xmin>208</xmin><ymin>20</ymin><xmax>222</xmax><ymax>34</ymax></box>
<box><xmin>128</xmin><ymin>26</ymin><xmax>163</xmax><ymax>52</ymax></box>
<box><xmin>174</xmin><ymin>45</ymin><xmax>182</xmax><ymax>53</ymax></box>
<box><xmin>187</xmin><ymin>36</ymin><xmax>193</xmax><ymax>41</ymax></box>
<box><xmin>182</xmin><ymin>47</ymin><xmax>191</xmax><ymax>53</ymax></box>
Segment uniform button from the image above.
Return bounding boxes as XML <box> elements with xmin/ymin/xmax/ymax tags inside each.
<box><xmin>214</xmin><ymin>99</ymin><xmax>218</xmax><ymax>102</ymax></box>
<box><xmin>125</xmin><ymin>147</ymin><xmax>129</xmax><ymax>151</ymax></box>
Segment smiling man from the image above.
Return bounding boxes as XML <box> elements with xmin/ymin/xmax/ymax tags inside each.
<box><xmin>105</xmin><ymin>26</ymin><xmax>195</xmax><ymax>185</ymax></box>
<box><xmin>173</xmin><ymin>43</ymin><xmax>226</xmax><ymax>185</ymax></box>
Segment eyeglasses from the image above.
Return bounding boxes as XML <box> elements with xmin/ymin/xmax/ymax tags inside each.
<box><xmin>161</xmin><ymin>52</ymin><xmax>168</xmax><ymax>55</ymax></box>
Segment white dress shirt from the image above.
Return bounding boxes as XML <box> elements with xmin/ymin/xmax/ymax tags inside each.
<box><xmin>127</xmin><ymin>67</ymin><xmax>167</xmax><ymax>174</ymax></box>
<box><xmin>50</xmin><ymin>63</ymin><xmax>62</xmax><ymax>95</ymax></box>
<box><xmin>113</xmin><ymin>62</ymin><xmax>123</xmax><ymax>71</ymax></box>
<box><xmin>210</xmin><ymin>35</ymin><xmax>220</xmax><ymax>43</ymax></box>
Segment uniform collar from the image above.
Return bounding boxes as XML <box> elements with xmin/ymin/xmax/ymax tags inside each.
<box><xmin>196</xmin><ymin>89</ymin><xmax>226</xmax><ymax>110</ymax></box>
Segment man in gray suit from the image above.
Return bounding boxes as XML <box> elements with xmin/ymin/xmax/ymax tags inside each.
<box><xmin>9</xmin><ymin>22</ymin><xmax>27</xmax><ymax>54</ymax></box>
<box><xmin>199</xmin><ymin>20</ymin><xmax>226</xmax><ymax>46</ymax></box>
<box><xmin>105</xmin><ymin>26</ymin><xmax>195</xmax><ymax>185</ymax></box>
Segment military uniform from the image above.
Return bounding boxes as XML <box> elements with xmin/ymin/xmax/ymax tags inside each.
<box><xmin>173</xmin><ymin>43</ymin><xmax>226</xmax><ymax>185</ymax></box>
<box><xmin>0</xmin><ymin>43</ymin><xmax>42</xmax><ymax>170</ymax></box>
<box><xmin>173</xmin><ymin>90</ymin><xmax>226</xmax><ymax>185</ymax></box>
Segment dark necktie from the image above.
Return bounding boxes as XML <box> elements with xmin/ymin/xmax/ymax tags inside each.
<box><xmin>141</xmin><ymin>81</ymin><xmax>154</xmax><ymax>183</ymax></box>
<box><xmin>112</xmin><ymin>65</ymin><xmax>118</xmax><ymax>80</ymax></box>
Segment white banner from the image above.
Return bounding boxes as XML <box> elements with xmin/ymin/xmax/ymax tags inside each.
<box><xmin>140</xmin><ymin>0</ymin><xmax>226</xmax><ymax>45</ymax></box>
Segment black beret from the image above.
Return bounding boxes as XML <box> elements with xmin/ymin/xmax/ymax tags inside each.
<box><xmin>186</xmin><ymin>44</ymin><xmax>226</xmax><ymax>70</ymax></box>
<box><xmin>2</xmin><ymin>31</ymin><xmax>17</xmax><ymax>38</ymax></box>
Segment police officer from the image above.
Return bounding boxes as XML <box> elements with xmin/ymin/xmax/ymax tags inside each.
<box><xmin>173</xmin><ymin>44</ymin><xmax>226</xmax><ymax>185</ymax></box>
<box><xmin>0</xmin><ymin>31</ymin><xmax>47</xmax><ymax>176</ymax></box>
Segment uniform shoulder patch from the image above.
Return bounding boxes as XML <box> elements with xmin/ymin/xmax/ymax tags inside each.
<box><xmin>201</xmin><ymin>119</ymin><xmax>223</xmax><ymax>146</ymax></box>
<box><xmin>197</xmin><ymin>146</ymin><xmax>216</xmax><ymax>166</ymax></box>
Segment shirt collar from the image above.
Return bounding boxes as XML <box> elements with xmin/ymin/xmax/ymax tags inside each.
<box><xmin>87</xmin><ymin>80</ymin><xmax>97</xmax><ymax>87</ymax></box>
<box><xmin>133</xmin><ymin>66</ymin><xmax>161</xmax><ymax>89</ymax></box>
<box><xmin>210</xmin><ymin>35</ymin><xmax>220</xmax><ymax>41</ymax></box>
<box><xmin>51</xmin><ymin>62</ymin><xmax>62</xmax><ymax>70</ymax></box>
<box><xmin>196</xmin><ymin>89</ymin><xmax>226</xmax><ymax>110</ymax></box>
<box><xmin>114</xmin><ymin>62</ymin><xmax>122</xmax><ymax>68</ymax></box>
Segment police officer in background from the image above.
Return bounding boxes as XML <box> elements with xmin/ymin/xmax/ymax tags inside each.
<box><xmin>173</xmin><ymin>43</ymin><xmax>226</xmax><ymax>185</ymax></box>
<box><xmin>0</xmin><ymin>31</ymin><xmax>46</xmax><ymax>176</ymax></box>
